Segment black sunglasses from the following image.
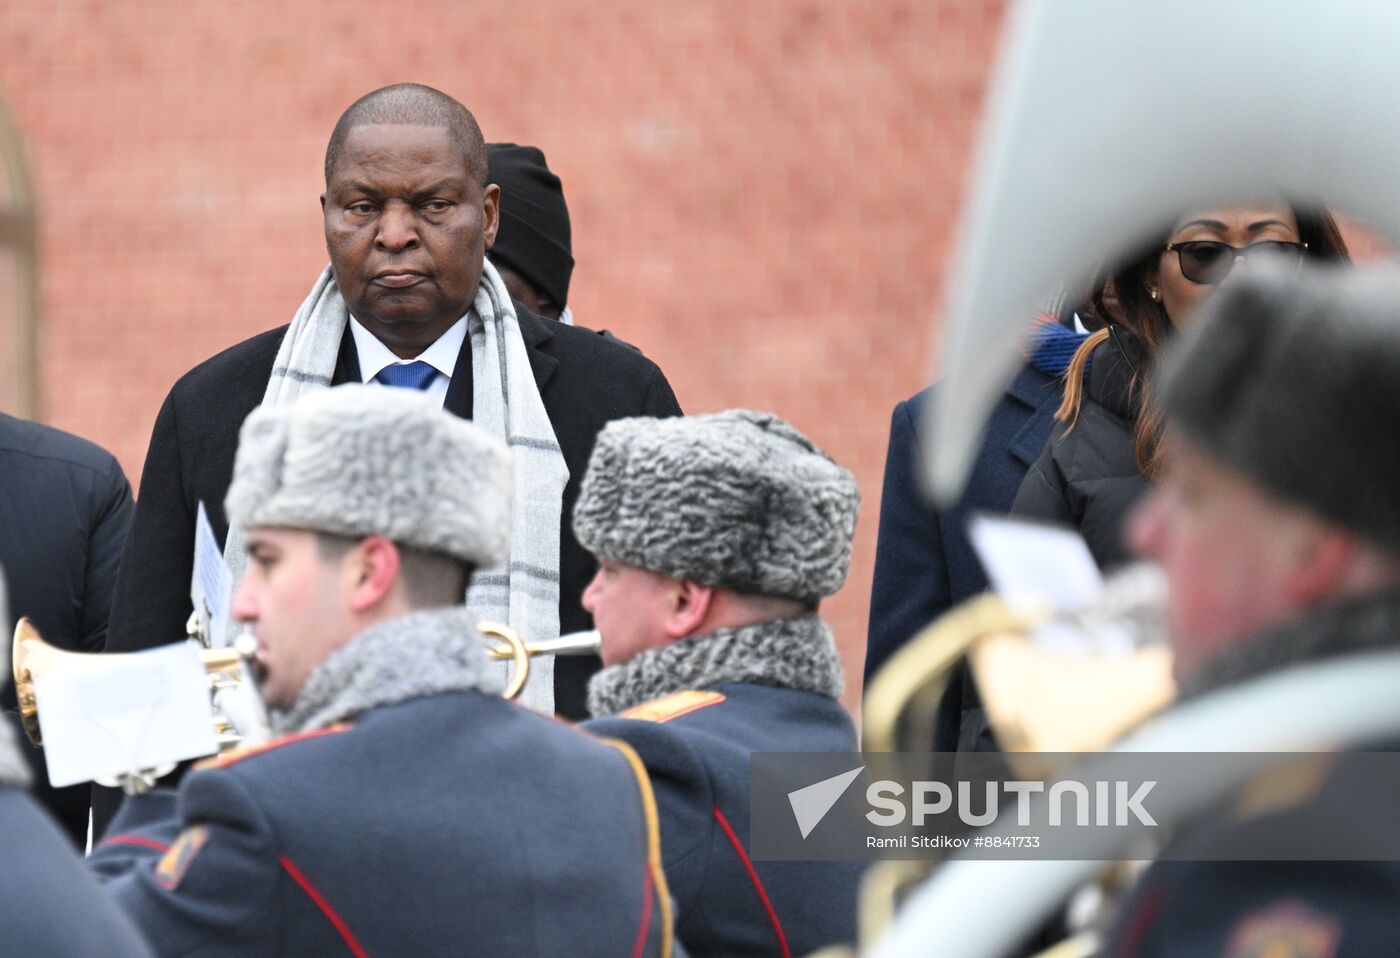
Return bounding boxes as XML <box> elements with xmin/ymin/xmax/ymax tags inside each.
<box><xmin>1163</xmin><ymin>239</ymin><xmax>1309</xmax><ymax>285</ymax></box>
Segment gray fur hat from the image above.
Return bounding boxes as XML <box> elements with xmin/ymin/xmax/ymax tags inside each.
<box><xmin>225</xmin><ymin>386</ymin><xmax>512</xmax><ymax>566</ymax></box>
<box><xmin>1158</xmin><ymin>261</ymin><xmax>1400</xmax><ymax>555</ymax></box>
<box><xmin>573</xmin><ymin>410</ymin><xmax>859</xmax><ymax>602</ymax></box>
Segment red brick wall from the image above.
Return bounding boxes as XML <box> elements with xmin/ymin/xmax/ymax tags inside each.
<box><xmin>0</xmin><ymin>0</ymin><xmax>1012</xmax><ymax>713</ymax></box>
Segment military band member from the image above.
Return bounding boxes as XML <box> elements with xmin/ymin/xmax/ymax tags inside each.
<box><xmin>578</xmin><ymin>409</ymin><xmax>865</xmax><ymax>958</ymax></box>
<box><xmin>0</xmin><ymin>577</ymin><xmax>153</xmax><ymax>958</ymax></box>
<box><xmin>89</xmin><ymin>387</ymin><xmax>677</xmax><ymax>957</ymax></box>
<box><xmin>1106</xmin><ymin>264</ymin><xmax>1400</xmax><ymax>956</ymax></box>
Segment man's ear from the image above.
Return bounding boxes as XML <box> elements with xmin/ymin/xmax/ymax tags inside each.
<box><xmin>481</xmin><ymin>183</ymin><xmax>501</xmax><ymax>251</ymax></box>
<box><xmin>665</xmin><ymin>580</ymin><xmax>714</xmax><ymax>640</ymax></box>
<box><xmin>346</xmin><ymin>535</ymin><xmax>402</xmax><ymax>614</ymax></box>
<box><xmin>1281</xmin><ymin>525</ymin><xmax>1357</xmax><ymax>606</ymax></box>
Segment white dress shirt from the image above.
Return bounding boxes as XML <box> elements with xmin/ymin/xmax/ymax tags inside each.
<box><xmin>350</xmin><ymin>315</ymin><xmax>467</xmax><ymax>404</ymax></box>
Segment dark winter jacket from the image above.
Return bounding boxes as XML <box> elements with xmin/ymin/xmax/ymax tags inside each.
<box><xmin>1011</xmin><ymin>328</ymin><xmax>1150</xmax><ymax>569</ymax></box>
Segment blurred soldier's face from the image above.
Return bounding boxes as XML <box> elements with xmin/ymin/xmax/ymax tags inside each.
<box><xmin>1128</xmin><ymin>438</ymin><xmax>1309</xmax><ymax>679</ymax></box>
<box><xmin>322</xmin><ymin>124</ymin><xmax>500</xmax><ymax>358</ymax></box>
<box><xmin>582</xmin><ymin>559</ymin><xmax>678</xmax><ymax>666</ymax></box>
<box><xmin>232</xmin><ymin>528</ymin><xmax>355</xmax><ymax>710</ymax></box>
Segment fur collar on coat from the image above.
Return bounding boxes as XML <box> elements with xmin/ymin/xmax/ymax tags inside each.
<box><xmin>587</xmin><ymin>615</ymin><xmax>843</xmax><ymax>718</ymax></box>
<box><xmin>274</xmin><ymin>607</ymin><xmax>503</xmax><ymax>735</ymax></box>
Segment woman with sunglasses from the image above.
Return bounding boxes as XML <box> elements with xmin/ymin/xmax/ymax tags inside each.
<box><xmin>1011</xmin><ymin>203</ymin><xmax>1350</xmax><ymax>568</ymax></box>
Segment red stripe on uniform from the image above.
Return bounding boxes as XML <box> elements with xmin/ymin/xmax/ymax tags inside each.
<box><xmin>279</xmin><ymin>854</ymin><xmax>368</xmax><ymax>958</ymax></box>
<box><xmin>1110</xmin><ymin>882</ymin><xmax>1167</xmax><ymax>958</ymax></box>
<box><xmin>100</xmin><ymin>834</ymin><xmax>170</xmax><ymax>854</ymax></box>
<box><xmin>713</xmin><ymin>806</ymin><xmax>791</xmax><ymax>958</ymax></box>
<box><xmin>630</xmin><ymin>864</ymin><xmax>655</xmax><ymax>958</ymax></box>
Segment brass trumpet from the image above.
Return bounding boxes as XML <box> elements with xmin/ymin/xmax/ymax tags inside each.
<box><xmin>11</xmin><ymin>617</ymin><xmax>261</xmax><ymax>752</ymax></box>
<box><xmin>483</xmin><ymin>626</ymin><xmax>601</xmax><ymax>700</ymax></box>
<box><xmin>12</xmin><ymin>615</ymin><xmax>600</xmax><ymax>777</ymax></box>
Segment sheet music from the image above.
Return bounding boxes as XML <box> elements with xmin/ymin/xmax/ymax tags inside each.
<box><xmin>35</xmin><ymin>642</ymin><xmax>219</xmax><ymax>788</ymax></box>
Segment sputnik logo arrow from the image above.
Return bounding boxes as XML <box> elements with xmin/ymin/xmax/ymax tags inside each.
<box><xmin>787</xmin><ymin>766</ymin><xmax>864</xmax><ymax>839</ymax></box>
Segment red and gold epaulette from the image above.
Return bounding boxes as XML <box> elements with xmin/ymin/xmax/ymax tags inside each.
<box><xmin>620</xmin><ymin>690</ymin><xmax>726</xmax><ymax>724</ymax></box>
<box><xmin>195</xmin><ymin>722</ymin><xmax>353</xmax><ymax>770</ymax></box>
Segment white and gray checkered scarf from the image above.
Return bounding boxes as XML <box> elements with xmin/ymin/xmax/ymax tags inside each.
<box><xmin>224</xmin><ymin>261</ymin><xmax>568</xmax><ymax>713</ymax></box>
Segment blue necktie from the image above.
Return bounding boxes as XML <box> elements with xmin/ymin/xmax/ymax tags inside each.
<box><xmin>375</xmin><ymin>361</ymin><xmax>438</xmax><ymax>391</ymax></box>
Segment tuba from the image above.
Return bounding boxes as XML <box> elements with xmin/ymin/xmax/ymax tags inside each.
<box><xmin>854</xmin><ymin>563</ymin><xmax>1400</xmax><ymax>958</ymax></box>
<box><xmin>852</xmin><ymin>565</ymin><xmax>1177</xmax><ymax>958</ymax></box>
<box><xmin>865</xmin><ymin>643</ymin><xmax>1400</xmax><ymax>958</ymax></box>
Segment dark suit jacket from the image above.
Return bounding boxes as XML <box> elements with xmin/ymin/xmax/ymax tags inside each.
<box><xmin>0</xmin><ymin>414</ymin><xmax>133</xmax><ymax>846</ymax></box>
<box><xmin>97</xmin><ymin>306</ymin><xmax>680</xmax><ymax>835</ymax></box>
<box><xmin>865</xmin><ymin>364</ymin><xmax>1062</xmax><ymax>751</ymax></box>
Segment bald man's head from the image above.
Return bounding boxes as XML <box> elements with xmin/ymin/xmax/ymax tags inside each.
<box><xmin>324</xmin><ymin>83</ymin><xmax>487</xmax><ymax>185</ymax></box>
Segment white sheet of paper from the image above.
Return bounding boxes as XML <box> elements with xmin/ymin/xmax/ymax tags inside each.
<box><xmin>35</xmin><ymin>642</ymin><xmax>219</xmax><ymax>788</ymax></box>
<box><xmin>191</xmin><ymin>501</ymin><xmax>233</xmax><ymax>647</ymax></box>
<box><xmin>968</xmin><ymin>514</ymin><xmax>1104</xmax><ymax>615</ymax></box>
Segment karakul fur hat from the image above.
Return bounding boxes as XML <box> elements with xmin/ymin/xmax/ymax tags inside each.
<box><xmin>225</xmin><ymin>386</ymin><xmax>512</xmax><ymax>566</ymax></box>
<box><xmin>1158</xmin><ymin>261</ymin><xmax>1400</xmax><ymax>555</ymax></box>
<box><xmin>573</xmin><ymin>409</ymin><xmax>859</xmax><ymax>602</ymax></box>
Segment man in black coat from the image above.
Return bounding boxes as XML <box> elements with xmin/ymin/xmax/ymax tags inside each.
<box><xmin>0</xmin><ymin>412</ymin><xmax>133</xmax><ymax>845</ymax></box>
<box><xmin>99</xmin><ymin>83</ymin><xmax>681</xmax><ymax>836</ymax></box>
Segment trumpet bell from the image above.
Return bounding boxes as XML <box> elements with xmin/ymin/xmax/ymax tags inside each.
<box><xmin>11</xmin><ymin>616</ymin><xmax>246</xmax><ymax>749</ymax></box>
